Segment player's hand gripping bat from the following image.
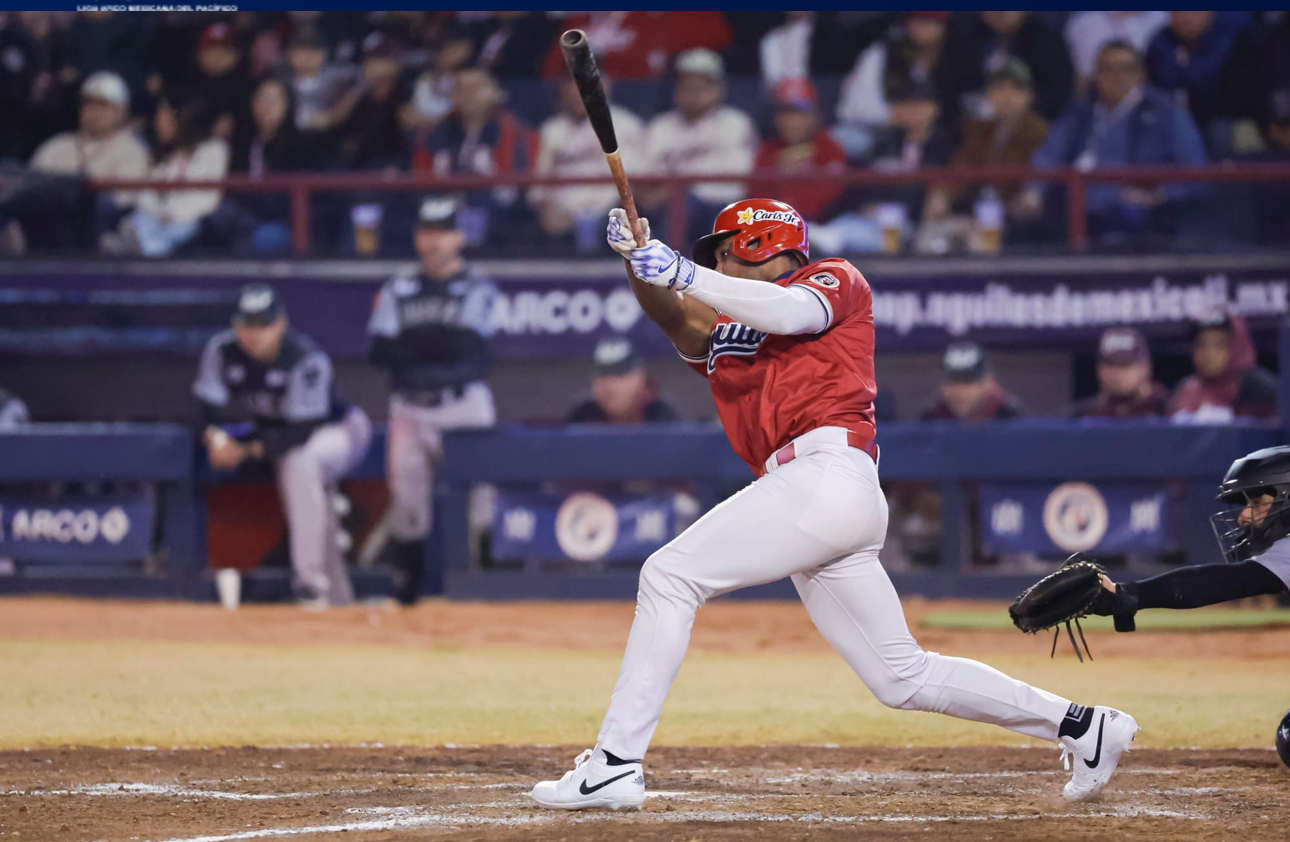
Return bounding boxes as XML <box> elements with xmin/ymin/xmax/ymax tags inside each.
<box><xmin>559</xmin><ymin>29</ymin><xmax>647</xmax><ymax>248</ymax></box>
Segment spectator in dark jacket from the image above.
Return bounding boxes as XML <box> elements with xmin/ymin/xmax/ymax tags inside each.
<box><xmin>59</xmin><ymin>11</ymin><xmax>156</xmax><ymax>109</ymax></box>
<box><xmin>173</xmin><ymin>22</ymin><xmax>250</xmax><ymax>143</ymax></box>
<box><xmin>0</xmin><ymin>12</ymin><xmax>47</xmax><ymax>162</ymax></box>
<box><xmin>1073</xmin><ymin>328</ymin><xmax>1169</xmax><ymax>418</ymax></box>
<box><xmin>1169</xmin><ymin>315</ymin><xmax>1279</xmax><ymax>423</ymax></box>
<box><xmin>333</xmin><ymin>31</ymin><xmax>411</xmax><ymax>171</ymax></box>
<box><xmin>1145</xmin><ymin>12</ymin><xmax>1263</xmax><ymax>132</ymax></box>
<box><xmin>940</xmin><ymin>11</ymin><xmax>1074</xmax><ymax>123</ymax></box>
<box><xmin>921</xmin><ymin>342</ymin><xmax>1023</xmax><ymax>422</ymax></box>
<box><xmin>567</xmin><ymin>338</ymin><xmax>680</xmax><ymax>425</ymax></box>
<box><xmin>1018</xmin><ymin>40</ymin><xmax>1207</xmax><ymax>240</ymax></box>
<box><xmin>414</xmin><ymin>66</ymin><xmax>535</xmax><ymax>246</ymax></box>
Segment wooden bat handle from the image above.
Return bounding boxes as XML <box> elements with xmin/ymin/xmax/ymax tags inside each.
<box><xmin>606</xmin><ymin>150</ymin><xmax>647</xmax><ymax>248</ymax></box>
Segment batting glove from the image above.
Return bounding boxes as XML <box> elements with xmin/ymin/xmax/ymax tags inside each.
<box><xmin>606</xmin><ymin>208</ymin><xmax>651</xmax><ymax>259</ymax></box>
<box><xmin>629</xmin><ymin>239</ymin><xmax>695</xmax><ymax>291</ymax></box>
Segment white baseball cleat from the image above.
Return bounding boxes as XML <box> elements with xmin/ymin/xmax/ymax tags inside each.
<box><xmin>1058</xmin><ymin>706</ymin><xmax>1139</xmax><ymax>801</ymax></box>
<box><xmin>530</xmin><ymin>747</ymin><xmax>646</xmax><ymax>811</ymax></box>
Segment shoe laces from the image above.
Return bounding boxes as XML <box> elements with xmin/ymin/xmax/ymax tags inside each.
<box><xmin>573</xmin><ymin>748</ymin><xmax>594</xmax><ymax>769</ymax></box>
<box><xmin>1060</xmin><ymin>744</ymin><xmax>1073</xmax><ymax>772</ymax></box>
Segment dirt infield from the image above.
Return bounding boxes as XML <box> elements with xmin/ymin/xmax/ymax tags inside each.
<box><xmin>2</xmin><ymin>744</ymin><xmax>1287</xmax><ymax>842</ymax></box>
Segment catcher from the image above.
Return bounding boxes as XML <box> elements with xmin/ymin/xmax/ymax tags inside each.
<box><xmin>1012</xmin><ymin>445</ymin><xmax>1290</xmax><ymax>656</ymax></box>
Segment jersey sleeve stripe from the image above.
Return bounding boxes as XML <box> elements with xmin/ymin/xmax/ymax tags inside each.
<box><xmin>675</xmin><ymin>345</ymin><xmax>710</xmax><ymax>364</ymax></box>
<box><xmin>791</xmin><ymin>284</ymin><xmax>834</xmax><ymax>332</ymax></box>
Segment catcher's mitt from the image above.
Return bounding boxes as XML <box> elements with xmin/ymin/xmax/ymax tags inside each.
<box><xmin>1008</xmin><ymin>554</ymin><xmax>1107</xmax><ymax>662</ymax></box>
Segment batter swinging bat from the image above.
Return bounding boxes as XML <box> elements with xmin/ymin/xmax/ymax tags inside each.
<box><xmin>559</xmin><ymin>29</ymin><xmax>647</xmax><ymax>248</ymax></box>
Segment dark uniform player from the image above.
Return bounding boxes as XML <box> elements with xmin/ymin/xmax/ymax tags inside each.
<box><xmin>195</xmin><ymin>284</ymin><xmax>372</xmax><ymax>608</ymax></box>
<box><xmin>368</xmin><ymin>196</ymin><xmax>497</xmax><ymax>604</ymax></box>
<box><xmin>1090</xmin><ymin>445</ymin><xmax>1290</xmax><ymax>625</ymax></box>
<box><xmin>566</xmin><ymin>338</ymin><xmax>680</xmax><ymax>425</ymax></box>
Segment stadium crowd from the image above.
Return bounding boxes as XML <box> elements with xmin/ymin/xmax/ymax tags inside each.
<box><xmin>0</xmin><ymin>10</ymin><xmax>1289</xmax><ymax>256</ymax></box>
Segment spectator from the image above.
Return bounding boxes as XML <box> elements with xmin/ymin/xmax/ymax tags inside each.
<box><xmin>1073</xmin><ymin>328</ymin><xmax>1169</xmax><ymax>418</ymax></box>
<box><xmin>920</xmin><ymin>342</ymin><xmax>1023</xmax><ymax>422</ymax></box>
<box><xmin>1169</xmin><ymin>315</ymin><xmax>1279</xmax><ymax>423</ymax></box>
<box><xmin>59</xmin><ymin>11</ymin><xmax>155</xmax><ymax>109</ymax></box>
<box><xmin>1242</xmin><ymin>90</ymin><xmax>1290</xmax><ymax>244</ymax></box>
<box><xmin>1065</xmin><ymin>12</ymin><xmax>1167</xmax><ymax>90</ymax></box>
<box><xmin>924</xmin><ymin>59</ymin><xmax>1049</xmax><ymax>225</ymax></box>
<box><xmin>531</xmin><ymin>75</ymin><xmax>644</xmax><ymax>245</ymax></box>
<box><xmin>542</xmin><ymin>12</ymin><xmax>733</xmax><ymax>79</ymax></box>
<box><xmin>1018</xmin><ymin>41</ymin><xmax>1206</xmax><ymax>242</ymax></box>
<box><xmin>752</xmin><ymin>78</ymin><xmax>847</xmax><ymax>223</ymax></box>
<box><xmin>0</xmin><ymin>12</ymin><xmax>47</xmax><ymax>162</ymax></box>
<box><xmin>180</xmin><ymin>22</ymin><xmax>250</xmax><ymax>142</ymax></box>
<box><xmin>333</xmin><ymin>31</ymin><xmax>411</xmax><ymax>171</ymax></box>
<box><xmin>459</xmin><ymin>12</ymin><xmax>557</xmax><ymax>80</ymax></box>
<box><xmin>414</xmin><ymin>67</ymin><xmax>536</xmax><ymax>244</ymax></box>
<box><xmin>403</xmin><ymin>19</ymin><xmax>474</xmax><ymax>132</ymax></box>
<box><xmin>0</xmin><ymin>387</ymin><xmax>30</xmax><ymax>430</ymax></box>
<box><xmin>941</xmin><ymin>11</ymin><xmax>1074</xmax><ymax>123</ymax></box>
<box><xmin>103</xmin><ymin>97</ymin><xmax>229</xmax><ymax>256</ymax></box>
<box><xmin>9</xmin><ymin>12</ymin><xmax>63</xmax><ymax>161</ymax></box>
<box><xmin>835</xmin><ymin>12</ymin><xmax>952</xmax><ymax>143</ymax></box>
<box><xmin>29</xmin><ymin>71</ymin><xmax>148</xmax><ymax>192</ymax></box>
<box><xmin>1146</xmin><ymin>12</ymin><xmax>1263</xmax><ymax>133</ymax></box>
<box><xmin>759</xmin><ymin>12</ymin><xmax>816</xmax><ymax>89</ymax></box>
<box><xmin>228</xmin><ymin>77</ymin><xmax>319</xmax><ymax>253</ymax></box>
<box><xmin>285</xmin><ymin>25</ymin><xmax>356</xmax><ymax>133</ymax></box>
<box><xmin>642</xmin><ymin>49</ymin><xmax>756</xmax><ymax>237</ymax></box>
<box><xmin>567</xmin><ymin>338</ymin><xmax>680</xmax><ymax>425</ymax></box>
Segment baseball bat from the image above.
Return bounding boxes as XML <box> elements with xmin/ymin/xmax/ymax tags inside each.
<box><xmin>559</xmin><ymin>29</ymin><xmax>647</xmax><ymax>247</ymax></box>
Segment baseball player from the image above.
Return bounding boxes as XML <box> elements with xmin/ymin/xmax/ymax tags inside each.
<box><xmin>531</xmin><ymin>199</ymin><xmax>1137</xmax><ymax>810</ymax></box>
<box><xmin>195</xmin><ymin>284</ymin><xmax>372</xmax><ymax>608</ymax></box>
<box><xmin>1087</xmin><ymin>445</ymin><xmax>1290</xmax><ymax>626</ymax></box>
<box><xmin>368</xmin><ymin>195</ymin><xmax>497</xmax><ymax>605</ymax></box>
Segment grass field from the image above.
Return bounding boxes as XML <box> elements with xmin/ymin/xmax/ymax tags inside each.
<box><xmin>2</xmin><ymin>597</ymin><xmax>1287</xmax><ymax>842</ymax></box>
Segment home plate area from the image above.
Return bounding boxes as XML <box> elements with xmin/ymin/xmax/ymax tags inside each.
<box><xmin>2</xmin><ymin>745</ymin><xmax>1286</xmax><ymax>842</ymax></box>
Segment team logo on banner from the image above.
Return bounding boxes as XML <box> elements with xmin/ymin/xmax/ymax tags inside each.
<box><xmin>554</xmin><ymin>492</ymin><xmax>619</xmax><ymax>562</ymax></box>
<box><xmin>1042</xmin><ymin>482</ymin><xmax>1109</xmax><ymax>552</ymax></box>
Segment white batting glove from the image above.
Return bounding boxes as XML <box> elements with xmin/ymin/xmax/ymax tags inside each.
<box><xmin>628</xmin><ymin>239</ymin><xmax>695</xmax><ymax>291</ymax></box>
<box><xmin>606</xmin><ymin>208</ymin><xmax>650</xmax><ymax>259</ymax></box>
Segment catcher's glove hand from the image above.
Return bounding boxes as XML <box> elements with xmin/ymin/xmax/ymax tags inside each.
<box><xmin>1008</xmin><ymin>553</ymin><xmax>1107</xmax><ymax>662</ymax></box>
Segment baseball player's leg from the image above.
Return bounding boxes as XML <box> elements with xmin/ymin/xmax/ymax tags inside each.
<box><xmin>792</xmin><ymin>552</ymin><xmax>1070</xmax><ymax>740</ymax></box>
<box><xmin>385</xmin><ymin>400</ymin><xmax>434</xmax><ymax>542</ymax></box>
<box><xmin>277</xmin><ymin>410</ymin><xmax>371</xmax><ymax>606</ymax></box>
<box><xmin>597</xmin><ymin>448</ymin><xmax>887</xmax><ymax>760</ymax></box>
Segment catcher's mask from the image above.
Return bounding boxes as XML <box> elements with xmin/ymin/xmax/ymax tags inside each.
<box><xmin>1211</xmin><ymin>445</ymin><xmax>1290</xmax><ymax>563</ymax></box>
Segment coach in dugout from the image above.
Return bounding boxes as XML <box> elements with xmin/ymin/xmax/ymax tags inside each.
<box><xmin>1072</xmin><ymin>327</ymin><xmax>1168</xmax><ymax>418</ymax></box>
<box><xmin>194</xmin><ymin>284</ymin><xmax>372</xmax><ymax>609</ymax></box>
<box><xmin>567</xmin><ymin>338</ymin><xmax>680</xmax><ymax>425</ymax></box>
<box><xmin>368</xmin><ymin>195</ymin><xmax>498</xmax><ymax>605</ymax></box>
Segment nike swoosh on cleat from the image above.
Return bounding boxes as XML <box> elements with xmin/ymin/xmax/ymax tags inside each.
<box><xmin>579</xmin><ymin>770</ymin><xmax>637</xmax><ymax>795</ymax></box>
<box><xmin>1083</xmin><ymin>714</ymin><xmax>1106</xmax><ymax>769</ymax></box>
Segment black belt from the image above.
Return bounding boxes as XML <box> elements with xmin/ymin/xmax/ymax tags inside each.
<box><xmin>395</xmin><ymin>385</ymin><xmax>468</xmax><ymax>407</ymax></box>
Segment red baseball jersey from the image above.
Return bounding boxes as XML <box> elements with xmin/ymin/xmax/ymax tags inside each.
<box><xmin>679</xmin><ymin>257</ymin><xmax>877</xmax><ymax>474</ymax></box>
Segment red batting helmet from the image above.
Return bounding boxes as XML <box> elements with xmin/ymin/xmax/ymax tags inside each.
<box><xmin>692</xmin><ymin>198</ymin><xmax>809</xmax><ymax>270</ymax></box>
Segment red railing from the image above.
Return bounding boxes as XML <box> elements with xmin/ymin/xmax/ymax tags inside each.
<box><xmin>78</xmin><ymin>162</ymin><xmax>1290</xmax><ymax>256</ymax></box>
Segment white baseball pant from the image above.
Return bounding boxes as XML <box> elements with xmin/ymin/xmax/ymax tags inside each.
<box><xmin>386</xmin><ymin>383</ymin><xmax>496</xmax><ymax>542</ymax></box>
<box><xmin>597</xmin><ymin>426</ymin><xmax>1071</xmax><ymax>759</ymax></box>
<box><xmin>277</xmin><ymin>406</ymin><xmax>372</xmax><ymax>605</ymax></box>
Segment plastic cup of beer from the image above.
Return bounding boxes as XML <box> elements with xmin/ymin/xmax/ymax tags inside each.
<box><xmin>877</xmin><ymin>203</ymin><xmax>907</xmax><ymax>254</ymax></box>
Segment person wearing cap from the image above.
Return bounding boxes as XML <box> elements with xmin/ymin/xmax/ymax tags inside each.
<box><xmin>752</xmin><ymin>78</ymin><xmax>848</xmax><ymax>223</ymax></box>
<box><xmin>194</xmin><ymin>284</ymin><xmax>373</xmax><ymax>609</ymax></box>
<box><xmin>333</xmin><ymin>31</ymin><xmax>412</xmax><ymax>171</ymax></box>
<box><xmin>642</xmin><ymin>48</ymin><xmax>757</xmax><ymax>235</ymax></box>
<box><xmin>920</xmin><ymin>342</ymin><xmax>1023</xmax><ymax>422</ymax></box>
<box><xmin>1169</xmin><ymin>314</ymin><xmax>1279</xmax><ymax>424</ymax></box>
<box><xmin>29</xmin><ymin>70</ymin><xmax>148</xmax><ymax>198</ymax></box>
<box><xmin>567</xmin><ymin>338</ymin><xmax>680</xmax><ymax>425</ymax></box>
<box><xmin>532</xmin><ymin>74</ymin><xmax>644</xmax><ymax>245</ymax></box>
<box><xmin>367</xmin><ymin>195</ymin><xmax>498</xmax><ymax>605</ymax></box>
<box><xmin>185</xmin><ymin>21</ymin><xmax>249</xmax><ymax>141</ymax></box>
<box><xmin>286</xmin><ymin>24</ymin><xmax>357</xmax><ymax>133</ymax></box>
<box><xmin>1073</xmin><ymin>328</ymin><xmax>1168</xmax><ymax>419</ymax></box>
<box><xmin>924</xmin><ymin>58</ymin><xmax>1049</xmax><ymax>223</ymax></box>
<box><xmin>940</xmin><ymin>12</ymin><xmax>1073</xmax><ymax>123</ymax></box>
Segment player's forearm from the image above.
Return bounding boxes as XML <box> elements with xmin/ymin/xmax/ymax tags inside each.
<box><xmin>1122</xmin><ymin>561</ymin><xmax>1286</xmax><ymax>610</ymax></box>
<box><xmin>625</xmin><ymin>262</ymin><xmax>689</xmax><ymax>332</ymax></box>
<box><xmin>681</xmin><ymin>264</ymin><xmax>827</xmax><ymax>336</ymax></box>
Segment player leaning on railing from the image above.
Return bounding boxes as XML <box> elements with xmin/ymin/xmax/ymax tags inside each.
<box><xmin>528</xmin><ymin>199</ymin><xmax>1139</xmax><ymax>811</ymax></box>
